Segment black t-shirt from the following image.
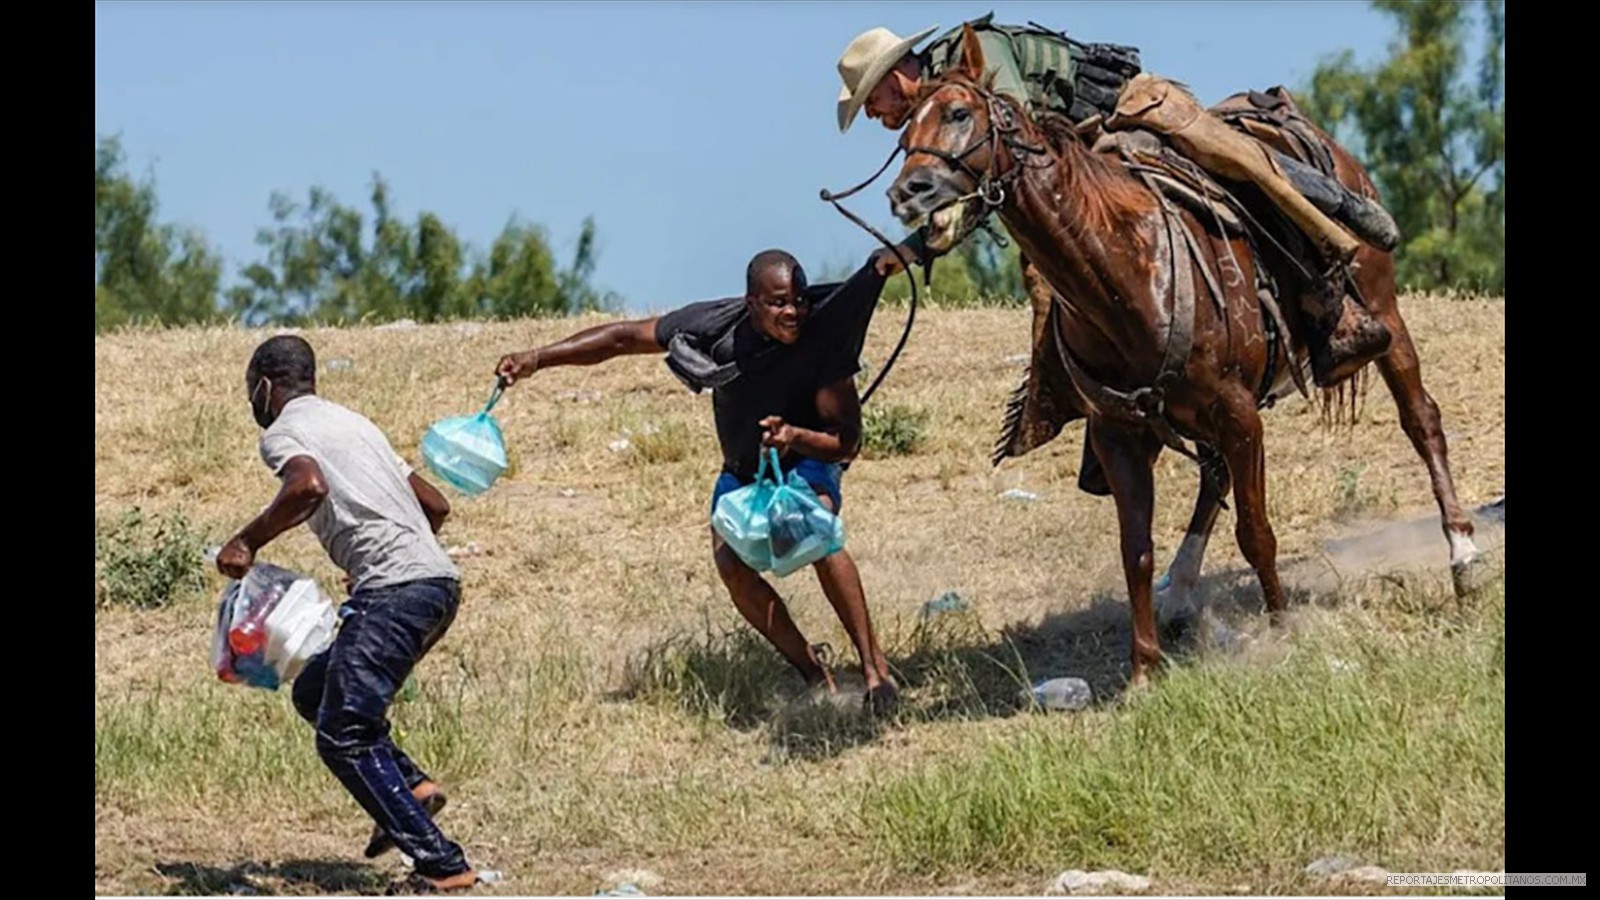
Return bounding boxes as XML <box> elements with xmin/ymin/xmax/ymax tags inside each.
<box><xmin>653</xmin><ymin>257</ymin><xmax>889</xmax><ymax>480</ymax></box>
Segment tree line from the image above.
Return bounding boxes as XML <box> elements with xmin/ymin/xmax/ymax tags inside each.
<box><xmin>94</xmin><ymin>0</ymin><xmax>1503</xmax><ymax>333</ymax></box>
<box><xmin>95</xmin><ymin>137</ymin><xmax>620</xmax><ymax>333</ymax></box>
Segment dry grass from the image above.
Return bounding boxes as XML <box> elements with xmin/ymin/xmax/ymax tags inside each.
<box><xmin>94</xmin><ymin>294</ymin><xmax>1505</xmax><ymax>896</ymax></box>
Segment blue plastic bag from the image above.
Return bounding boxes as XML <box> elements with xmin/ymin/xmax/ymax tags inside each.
<box><xmin>421</xmin><ymin>381</ymin><xmax>509</xmax><ymax>496</ymax></box>
<box><xmin>767</xmin><ymin>468</ymin><xmax>847</xmax><ymax>576</ymax></box>
<box><xmin>712</xmin><ymin>448</ymin><xmax>847</xmax><ymax>576</ymax></box>
<box><xmin>711</xmin><ymin>449</ymin><xmax>782</xmax><ymax>572</ymax></box>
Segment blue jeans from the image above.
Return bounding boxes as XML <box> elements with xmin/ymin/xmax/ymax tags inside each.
<box><xmin>290</xmin><ymin>577</ymin><xmax>468</xmax><ymax>879</ymax></box>
<box><xmin>711</xmin><ymin>456</ymin><xmax>844</xmax><ymax>515</ymax></box>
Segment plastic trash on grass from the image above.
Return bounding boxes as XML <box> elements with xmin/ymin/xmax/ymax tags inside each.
<box><xmin>211</xmin><ymin>562</ymin><xmax>338</xmax><ymax>691</ymax></box>
<box><xmin>421</xmin><ymin>380</ymin><xmax>509</xmax><ymax>496</ymax></box>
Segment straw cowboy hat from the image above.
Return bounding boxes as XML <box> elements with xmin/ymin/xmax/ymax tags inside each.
<box><xmin>836</xmin><ymin>24</ymin><xmax>940</xmax><ymax>133</ymax></box>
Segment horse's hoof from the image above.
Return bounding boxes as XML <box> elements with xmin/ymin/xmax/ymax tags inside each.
<box><xmin>1126</xmin><ymin>671</ymin><xmax>1153</xmax><ymax>695</ymax></box>
<box><xmin>1451</xmin><ymin>552</ymin><xmax>1495</xmax><ymax>598</ymax></box>
<box><xmin>1154</xmin><ymin>574</ymin><xmax>1202</xmax><ymax>633</ymax></box>
<box><xmin>1158</xmin><ymin>607</ymin><xmax>1200</xmax><ymax>643</ymax></box>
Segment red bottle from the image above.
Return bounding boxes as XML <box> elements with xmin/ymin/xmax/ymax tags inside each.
<box><xmin>227</xmin><ymin>581</ymin><xmax>284</xmax><ymax>656</ymax></box>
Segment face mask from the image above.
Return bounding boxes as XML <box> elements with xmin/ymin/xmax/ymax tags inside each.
<box><xmin>249</xmin><ymin>377</ymin><xmax>274</xmax><ymax>429</ymax></box>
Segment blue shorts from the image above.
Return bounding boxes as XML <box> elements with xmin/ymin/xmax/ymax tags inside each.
<box><xmin>711</xmin><ymin>457</ymin><xmax>844</xmax><ymax>516</ymax></box>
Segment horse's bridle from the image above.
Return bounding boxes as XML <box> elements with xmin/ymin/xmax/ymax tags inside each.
<box><xmin>811</xmin><ymin>77</ymin><xmax>1048</xmax><ymax>409</ymax></box>
<box><xmin>897</xmin><ymin>78</ymin><xmax>1051</xmax><ymax>222</ymax></box>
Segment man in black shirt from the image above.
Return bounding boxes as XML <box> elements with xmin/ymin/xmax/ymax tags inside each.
<box><xmin>493</xmin><ymin>242</ymin><xmax>918</xmax><ymax>713</ymax></box>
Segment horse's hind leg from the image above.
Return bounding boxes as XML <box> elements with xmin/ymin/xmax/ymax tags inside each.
<box><xmin>1371</xmin><ymin>308</ymin><xmax>1486</xmax><ymax>595</ymax></box>
<box><xmin>1217</xmin><ymin>390</ymin><xmax>1289</xmax><ymax>623</ymax></box>
<box><xmin>1156</xmin><ymin>444</ymin><xmax>1230</xmax><ymax>629</ymax></box>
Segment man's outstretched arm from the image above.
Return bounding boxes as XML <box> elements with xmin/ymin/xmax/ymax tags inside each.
<box><xmin>495</xmin><ymin>318</ymin><xmax>663</xmax><ymax>385</ymax></box>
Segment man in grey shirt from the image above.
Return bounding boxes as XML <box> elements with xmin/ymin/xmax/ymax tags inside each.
<box><xmin>215</xmin><ymin>334</ymin><xmax>481</xmax><ymax>894</ymax></box>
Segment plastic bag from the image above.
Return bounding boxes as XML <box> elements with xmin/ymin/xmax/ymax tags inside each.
<box><xmin>712</xmin><ymin>448</ymin><xmax>846</xmax><ymax>576</ymax></box>
<box><xmin>710</xmin><ymin>449</ymin><xmax>782</xmax><ymax>572</ymax></box>
<box><xmin>211</xmin><ymin>561</ymin><xmax>339</xmax><ymax>691</ymax></box>
<box><xmin>421</xmin><ymin>381</ymin><xmax>509</xmax><ymax>496</ymax></box>
<box><xmin>766</xmin><ymin>471</ymin><xmax>847</xmax><ymax>576</ymax></box>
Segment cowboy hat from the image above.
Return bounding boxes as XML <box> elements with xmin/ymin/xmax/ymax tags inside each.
<box><xmin>836</xmin><ymin>24</ymin><xmax>940</xmax><ymax>133</ymax></box>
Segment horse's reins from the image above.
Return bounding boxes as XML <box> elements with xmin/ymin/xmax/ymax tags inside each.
<box><xmin>816</xmin><ymin>82</ymin><xmax>1057</xmax><ymax>407</ymax></box>
<box><xmin>818</xmin><ymin>148</ymin><xmax>921</xmax><ymax>408</ymax></box>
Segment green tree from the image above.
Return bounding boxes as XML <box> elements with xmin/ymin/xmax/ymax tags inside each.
<box><xmin>1300</xmin><ymin>0</ymin><xmax>1504</xmax><ymax>294</ymax></box>
<box><xmin>94</xmin><ymin>135</ymin><xmax>224</xmax><ymax>332</ymax></box>
<box><xmin>228</xmin><ymin>175</ymin><xmax>621</xmax><ymax>325</ymax></box>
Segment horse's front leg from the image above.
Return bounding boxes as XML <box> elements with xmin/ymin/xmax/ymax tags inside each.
<box><xmin>1088</xmin><ymin>417</ymin><xmax>1166</xmax><ymax>688</ymax></box>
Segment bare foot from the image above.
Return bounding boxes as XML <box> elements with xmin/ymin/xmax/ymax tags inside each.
<box><xmin>386</xmin><ymin>869</ymin><xmax>479</xmax><ymax>895</ymax></box>
<box><xmin>866</xmin><ymin>680</ymin><xmax>901</xmax><ymax>718</ymax></box>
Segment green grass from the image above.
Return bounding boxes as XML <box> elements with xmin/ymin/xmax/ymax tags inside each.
<box><xmin>95</xmin><ymin>636</ymin><xmax>593</xmax><ymax>811</ymax></box>
<box><xmin>94</xmin><ymin>299</ymin><xmax>1507</xmax><ymax>894</ymax></box>
<box><xmin>861</xmin><ymin>576</ymin><xmax>1506</xmax><ymax>886</ymax></box>
<box><xmin>95</xmin><ymin>507</ymin><xmax>211</xmax><ymax>610</ymax></box>
<box><xmin>862</xmin><ymin>403</ymin><xmax>930</xmax><ymax>458</ymax></box>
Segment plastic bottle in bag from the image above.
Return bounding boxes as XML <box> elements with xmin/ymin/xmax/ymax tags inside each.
<box><xmin>227</xmin><ymin>579</ymin><xmax>283</xmax><ymax>656</ymax></box>
<box><xmin>211</xmin><ymin>562</ymin><xmax>338</xmax><ymax>691</ymax></box>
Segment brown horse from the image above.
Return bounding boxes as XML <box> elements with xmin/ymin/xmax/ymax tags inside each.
<box><xmin>885</xmin><ymin>27</ymin><xmax>1487</xmax><ymax>686</ymax></box>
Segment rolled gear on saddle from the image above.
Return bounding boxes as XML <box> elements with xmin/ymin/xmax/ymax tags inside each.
<box><xmin>1273</xmin><ymin>151</ymin><xmax>1399</xmax><ymax>252</ymax></box>
<box><xmin>1105</xmin><ymin>73</ymin><xmax>1364</xmax><ymax>264</ymax></box>
<box><xmin>1210</xmin><ymin>86</ymin><xmax>1398</xmax><ymax>252</ymax></box>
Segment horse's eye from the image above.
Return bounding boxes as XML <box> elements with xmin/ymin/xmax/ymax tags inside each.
<box><xmin>950</xmin><ymin>107</ymin><xmax>971</xmax><ymax>123</ymax></box>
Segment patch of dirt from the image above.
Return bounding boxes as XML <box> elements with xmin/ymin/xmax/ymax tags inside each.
<box><xmin>1285</xmin><ymin>495</ymin><xmax>1505</xmax><ymax>594</ymax></box>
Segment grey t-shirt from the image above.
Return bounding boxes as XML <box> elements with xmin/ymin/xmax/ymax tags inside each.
<box><xmin>259</xmin><ymin>395</ymin><xmax>458</xmax><ymax>591</ymax></box>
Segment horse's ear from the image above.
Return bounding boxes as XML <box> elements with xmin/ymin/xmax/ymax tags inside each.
<box><xmin>958</xmin><ymin>23</ymin><xmax>986</xmax><ymax>80</ymax></box>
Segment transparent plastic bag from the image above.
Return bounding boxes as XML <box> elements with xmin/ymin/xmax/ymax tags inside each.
<box><xmin>711</xmin><ymin>448</ymin><xmax>847</xmax><ymax>576</ymax></box>
<box><xmin>766</xmin><ymin>470</ymin><xmax>847</xmax><ymax>577</ymax></box>
<box><xmin>211</xmin><ymin>561</ymin><xmax>339</xmax><ymax>691</ymax></box>
<box><xmin>421</xmin><ymin>381</ymin><xmax>509</xmax><ymax>496</ymax></box>
<box><xmin>711</xmin><ymin>450</ymin><xmax>781</xmax><ymax>572</ymax></box>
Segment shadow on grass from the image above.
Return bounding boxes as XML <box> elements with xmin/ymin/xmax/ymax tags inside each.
<box><xmin>154</xmin><ymin>859</ymin><xmax>388</xmax><ymax>896</ymax></box>
<box><xmin>608</xmin><ymin>559</ymin><xmax>1357</xmax><ymax>763</ymax></box>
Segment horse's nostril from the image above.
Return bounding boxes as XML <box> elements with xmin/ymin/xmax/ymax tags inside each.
<box><xmin>908</xmin><ymin>178</ymin><xmax>935</xmax><ymax>195</ymax></box>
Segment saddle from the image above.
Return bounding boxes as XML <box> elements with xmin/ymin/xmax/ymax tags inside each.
<box><xmin>993</xmin><ymin>86</ymin><xmax>1336</xmax><ymax>468</ymax></box>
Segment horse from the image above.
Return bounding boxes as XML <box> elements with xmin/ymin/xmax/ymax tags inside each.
<box><xmin>883</xmin><ymin>26</ymin><xmax>1487</xmax><ymax>687</ymax></box>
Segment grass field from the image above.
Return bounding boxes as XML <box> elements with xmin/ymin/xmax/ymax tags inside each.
<box><xmin>94</xmin><ymin>293</ymin><xmax>1505</xmax><ymax>896</ymax></box>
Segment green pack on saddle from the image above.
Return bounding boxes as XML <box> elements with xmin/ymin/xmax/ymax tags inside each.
<box><xmin>922</xmin><ymin>13</ymin><xmax>1142</xmax><ymax>124</ymax></box>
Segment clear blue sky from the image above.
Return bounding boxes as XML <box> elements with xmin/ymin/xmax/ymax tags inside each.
<box><xmin>95</xmin><ymin>1</ymin><xmax>1402</xmax><ymax>315</ymax></box>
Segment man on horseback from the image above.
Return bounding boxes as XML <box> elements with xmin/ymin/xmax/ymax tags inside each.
<box><xmin>833</xmin><ymin>14</ymin><xmax>1403</xmax><ymax>491</ymax></box>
